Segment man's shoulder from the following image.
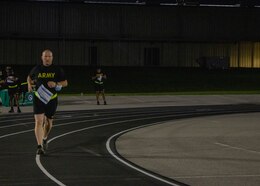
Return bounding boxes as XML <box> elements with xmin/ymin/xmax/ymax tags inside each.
<box><xmin>54</xmin><ymin>65</ymin><xmax>66</xmax><ymax>74</ymax></box>
<box><xmin>31</xmin><ymin>64</ymin><xmax>41</xmax><ymax>70</ymax></box>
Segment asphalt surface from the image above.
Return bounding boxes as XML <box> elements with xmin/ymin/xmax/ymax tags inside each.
<box><xmin>1</xmin><ymin>103</ymin><xmax>260</xmax><ymax>186</ymax></box>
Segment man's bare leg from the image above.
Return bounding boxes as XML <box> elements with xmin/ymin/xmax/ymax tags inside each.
<box><xmin>101</xmin><ymin>91</ymin><xmax>107</xmax><ymax>105</ymax></box>
<box><xmin>42</xmin><ymin>116</ymin><xmax>53</xmax><ymax>150</ymax></box>
<box><xmin>34</xmin><ymin>114</ymin><xmax>45</xmax><ymax>154</ymax></box>
<box><xmin>43</xmin><ymin>117</ymin><xmax>53</xmax><ymax>139</ymax></box>
<box><xmin>96</xmin><ymin>91</ymin><xmax>100</xmax><ymax>105</ymax></box>
<box><xmin>15</xmin><ymin>94</ymin><xmax>21</xmax><ymax>113</ymax></box>
<box><xmin>9</xmin><ymin>96</ymin><xmax>14</xmax><ymax>113</ymax></box>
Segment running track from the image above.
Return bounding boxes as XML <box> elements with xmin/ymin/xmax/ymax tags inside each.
<box><xmin>1</xmin><ymin>104</ymin><xmax>260</xmax><ymax>186</ymax></box>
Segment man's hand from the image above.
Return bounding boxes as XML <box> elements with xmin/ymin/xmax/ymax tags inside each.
<box><xmin>47</xmin><ymin>81</ymin><xmax>56</xmax><ymax>88</ymax></box>
<box><xmin>28</xmin><ymin>84</ymin><xmax>34</xmax><ymax>92</ymax></box>
<box><xmin>48</xmin><ymin>80</ymin><xmax>67</xmax><ymax>89</ymax></box>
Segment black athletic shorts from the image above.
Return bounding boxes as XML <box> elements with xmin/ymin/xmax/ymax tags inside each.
<box><xmin>94</xmin><ymin>84</ymin><xmax>104</xmax><ymax>92</ymax></box>
<box><xmin>19</xmin><ymin>84</ymin><xmax>28</xmax><ymax>94</ymax></box>
<box><xmin>33</xmin><ymin>95</ymin><xmax>58</xmax><ymax>119</ymax></box>
<box><xmin>8</xmin><ymin>88</ymin><xmax>19</xmax><ymax>97</ymax></box>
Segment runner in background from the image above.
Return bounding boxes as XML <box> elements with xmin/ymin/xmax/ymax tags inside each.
<box><xmin>5</xmin><ymin>66</ymin><xmax>21</xmax><ymax>113</ymax></box>
<box><xmin>0</xmin><ymin>68</ymin><xmax>4</xmax><ymax>89</ymax></box>
<box><xmin>92</xmin><ymin>68</ymin><xmax>107</xmax><ymax>105</ymax></box>
<box><xmin>20</xmin><ymin>81</ymin><xmax>28</xmax><ymax>105</ymax></box>
<box><xmin>0</xmin><ymin>68</ymin><xmax>5</xmax><ymax>112</ymax></box>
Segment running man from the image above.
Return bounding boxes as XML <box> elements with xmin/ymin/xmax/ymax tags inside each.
<box><xmin>27</xmin><ymin>49</ymin><xmax>68</xmax><ymax>155</ymax></box>
<box><xmin>92</xmin><ymin>68</ymin><xmax>107</xmax><ymax>105</ymax></box>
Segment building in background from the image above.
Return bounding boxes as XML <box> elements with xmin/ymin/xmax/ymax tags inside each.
<box><xmin>0</xmin><ymin>0</ymin><xmax>260</xmax><ymax>68</ymax></box>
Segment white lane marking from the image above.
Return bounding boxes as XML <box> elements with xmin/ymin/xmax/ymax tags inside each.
<box><xmin>0</xmin><ymin>122</ymin><xmax>34</xmax><ymax>129</ymax></box>
<box><xmin>123</xmin><ymin>96</ymin><xmax>145</xmax><ymax>103</ymax></box>
<box><xmin>106</xmin><ymin>123</ymin><xmax>181</xmax><ymax>186</ymax></box>
<box><xmin>0</xmin><ymin>110</ymin><xmax>177</xmax><ymax>139</ymax></box>
<box><xmin>57</xmin><ymin>115</ymin><xmax>72</xmax><ymax>118</ymax></box>
<box><xmin>173</xmin><ymin>174</ymin><xmax>260</xmax><ymax>179</ymax></box>
<box><xmin>35</xmin><ymin>155</ymin><xmax>66</xmax><ymax>186</ymax></box>
<box><xmin>78</xmin><ymin>146</ymin><xmax>102</xmax><ymax>157</ymax></box>
<box><xmin>38</xmin><ymin>114</ymin><xmax>182</xmax><ymax>186</ymax></box>
<box><xmin>215</xmin><ymin>142</ymin><xmax>260</xmax><ymax>155</ymax></box>
<box><xmin>0</xmin><ymin>117</ymin><xmax>33</xmax><ymax>124</ymax></box>
<box><xmin>0</xmin><ymin>108</ymin><xmax>176</xmax><ymax>129</ymax></box>
<box><xmin>4</xmin><ymin>110</ymin><xmax>241</xmax><ymax>185</ymax></box>
<box><xmin>2</xmin><ymin>110</ymin><xmax>258</xmax><ymax>185</ymax></box>
<box><xmin>0</xmin><ymin>129</ymin><xmax>33</xmax><ymax>139</ymax></box>
<box><xmin>0</xmin><ymin>110</ymin><xmax>228</xmax><ymax>185</ymax></box>
<box><xmin>0</xmin><ymin>109</ymin><xmax>100</xmax><ymax>125</ymax></box>
<box><xmin>0</xmin><ymin>110</ymin><xmax>129</xmax><ymax>129</ymax></box>
<box><xmin>70</xmin><ymin>96</ymin><xmax>92</xmax><ymax>103</ymax></box>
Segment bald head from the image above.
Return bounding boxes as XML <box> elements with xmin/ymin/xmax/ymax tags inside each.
<box><xmin>41</xmin><ymin>49</ymin><xmax>53</xmax><ymax>66</ymax></box>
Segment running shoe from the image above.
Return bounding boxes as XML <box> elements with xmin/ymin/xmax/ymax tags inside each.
<box><xmin>8</xmin><ymin>108</ymin><xmax>14</xmax><ymax>113</ymax></box>
<box><xmin>97</xmin><ymin>101</ymin><xmax>100</xmax><ymax>105</ymax></box>
<box><xmin>36</xmin><ymin>145</ymin><xmax>45</xmax><ymax>155</ymax></box>
<box><xmin>42</xmin><ymin>139</ymin><xmax>48</xmax><ymax>151</ymax></box>
<box><xmin>17</xmin><ymin>108</ymin><xmax>21</xmax><ymax>113</ymax></box>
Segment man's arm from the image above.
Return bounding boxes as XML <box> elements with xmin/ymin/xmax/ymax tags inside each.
<box><xmin>47</xmin><ymin>80</ymin><xmax>68</xmax><ymax>88</ymax></box>
<box><xmin>57</xmin><ymin>80</ymin><xmax>68</xmax><ymax>88</ymax></box>
<box><xmin>47</xmin><ymin>67</ymin><xmax>68</xmax><ymax>89</ymax></box>
<box><xmin>27</xmin><ymin>76</ymin><xmax>34</xmax><ymax>92</ymax></box>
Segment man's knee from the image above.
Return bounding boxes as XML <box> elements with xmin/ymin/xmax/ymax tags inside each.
<box><xmin>35</xmin><ymin>120</ymin><xmax>43</xmax><ymax>127</ymax></box>
<box><xmin>34</xmin><ymin>114</ymin><xmax>45</xmax><ymax>126</ymax></box>
<box><xmin>45</xmin><ymin>118</ymin><xmax>53</xmax><ymax>126</ymax></box>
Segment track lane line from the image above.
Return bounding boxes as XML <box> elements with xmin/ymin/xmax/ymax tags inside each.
<box><xmin>106</xmin><ymin>122</ymin><xmax>182</xmax><ymax>186</ymax></box>
<box><xmin>215</xmin><ymin>142</ymin><xmax>260</xmax><ymax>155</ymax></box>
<box><xmin>78</xmin><ymin>146</ymin><xmax>102</xmax><ymax>157</ymax></box>
<box><xmin>35</xmin><ymin>155</ymin><xmax>66</xmax><ymax>186</ymax></box>
<box><xmin>173</xmin><ymin>174</ymin><xmax>260</xmax><ymax>179</ymax></box>
<box><xmin>0</xmin><ymin>108</ymin><xmax>180</xmax><ymax>129</ymax></box>
<box><xmin>37</xmin><ymin>114</ymin><xmax>188</xmax><ymax>186</ymax></box>
<box><xmin>1</xmin><ymin>109</ymin><xmax>247</xmax><ymax>141</ymax></box>
<box><xmin>0</xmin><ymin>129</ymin><xmax>33</xmax><ymax>139</ymax></box>
<box><xmin>2</xmin><ymin>109</ymin><xmax>255</xmax><ymax>185</ymax></box>
<box><xmin>1</xmin><ymin>110</ymin><xmax>177</xmax><ymax>139</ymax></box>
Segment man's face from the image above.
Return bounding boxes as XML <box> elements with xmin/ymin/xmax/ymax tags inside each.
<box><xmin>42</xmin><ymin>51</ymin><xmax>53</xmax><ymax>66</ymax></box>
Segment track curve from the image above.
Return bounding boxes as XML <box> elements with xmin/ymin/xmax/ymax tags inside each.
<box><xmin>0</xmin><ymin>104</ymin><xmax>260</xmax><ymax>186</ymax></box>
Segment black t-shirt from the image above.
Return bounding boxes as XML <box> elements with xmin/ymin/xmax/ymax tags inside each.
<box><xmin>0</xmin><ymin>70</ymin><xmax>4</xmax><ymax>81</ymax></box>
<box><xmin>0</xmin><ymin>70</ymin><xmax>4</xmax><ymax>89</ymax></box>
<box><xmin>5</xmin><ymin>73</ymin><xmax>20</xmax><ymax>90</ymax></box>
<box><xmin>94</xmin><ymin>72</ymin><xmax>106</xmax><ymax>83</ymax></box>
<box><xmin>29</xmin><ymin>64</ymin><xmax>66</xmax><ymax>94</ymax></box>
<box><xmin>0</xmin><ymin>69</ymin><xmax>5</xmax><ymax>81</ymax></box>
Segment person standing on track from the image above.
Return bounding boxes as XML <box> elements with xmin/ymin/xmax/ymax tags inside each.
<box><xmin>92</xmin><ymin>68</ymin><xmax>107</xmax><ymax>105</ymax></box>
<box><xmin>0</xmin><ymin>68</ymin><xmax>5</xmax><ymax>90</ymax></box>
<box><xmin>19</xmin><ymin>81</ymin><xmax>28</xmax><ymax>105</ymax></box>
<box><xmin>5</xmin><ymin>66</ymin><xmax>21</xmax><ymax>113</ymax></box>
<box><xmin>0</xmin><ymin>68</ymin><xmax>4</xmax><ymax>88</ymax></box>
<box><xmin>0</xmin><ymin>68</ymin><xmax>5</xmax><ymax>113</ymax></box>
<box><xmin>27</xmin><ymin>49</ymin><xmax>68</xmax><ymax>155</ymax></box>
